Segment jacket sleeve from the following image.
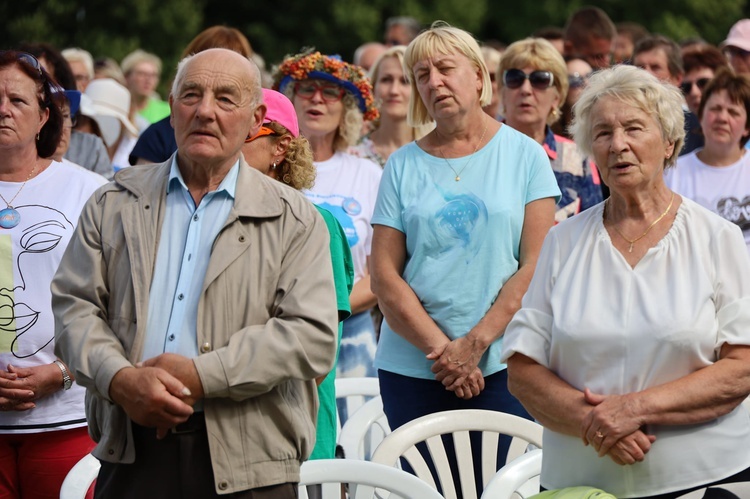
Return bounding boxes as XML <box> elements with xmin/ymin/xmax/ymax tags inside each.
<box><xmin>194</xmin><ymin>207</ymin><xmax>339</xmax><ymax>401</ymax></box>
<box><xmin>52</xmin><ymin>191</ymin><xmax>132</xmax><ymax>401</ymax></box>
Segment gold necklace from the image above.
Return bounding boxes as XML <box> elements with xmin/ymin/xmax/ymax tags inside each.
<box><xmin>608</xmin><ymin>191</ymin><xmax>675</xmax><ymax>253</ymax></box>
<box><xmin>0</xmin><ymin>164</ymin><xmax>39</xmax><ymax>230</ymax></box>
<box><xmin>438</xmin><ymin>119</ymin><xmax>489</xmax><ymax>181</ymax></box>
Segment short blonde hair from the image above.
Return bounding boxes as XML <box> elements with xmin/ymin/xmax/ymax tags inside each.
<box><xmin>121</xmin><ymin>49</ymin><xmax>162</xmax><ymax>76</ymax></box>
<box><xmin>499</xmin><ymin>38</ymin><xmax>568</xmax><ymax>125</ymax></box>
<box><xmin>481</xmin><ymin>46</ymin><xmax>502</xmax><ymax>77</ymax></box>
<box><xmin>403</xmin><ymin>21</ymin><xmax>492</xmax><ymax>126</ymax></box>
<box><xmin>265</xmin><ymin>121</ymin><xmax>316</xmax><ymax>190</ymax></box>
<box><xmin>62</xmin><ymin>47</ymin><xmax>94</xmax><ymax>79</ymax></box>
<box><xmin>570</xmin><ymin>65</ymin><xmax>685</xmax><ymax>169</ymax></box>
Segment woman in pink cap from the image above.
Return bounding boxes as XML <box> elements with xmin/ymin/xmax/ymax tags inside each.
<box><xmin>243</xmin><ymin>88</ymin><xmax>354</xmax><ymax>462</ymax></box>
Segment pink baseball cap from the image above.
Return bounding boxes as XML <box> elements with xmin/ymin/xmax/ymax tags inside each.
<box><xmin>722</xmin><ymin>19</ymin><xmax>750</xmax><ymax>52</ymax></box>
<box><xmin>262</xmin><ymin>88</ymin><xmax>299</xmax><ymax>137</ymax></box>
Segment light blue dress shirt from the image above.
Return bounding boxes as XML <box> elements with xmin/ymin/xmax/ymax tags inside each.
<box><xmin>141</xmin><ymin>157</ymin><xmax>239</xmax><ymax>362</ymax></box>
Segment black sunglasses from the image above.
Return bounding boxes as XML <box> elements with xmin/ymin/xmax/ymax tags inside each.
<box><xmin>0</xmin><ymin>50</ymin><xmax>43</xmax><ymax>76</ymax></box>
<box><xmin>503</xmin><ymin>69</ymin><xmax>554</xmax><ymax>90</ymax></box>
<box><xmin>679</xmin><ymin>78</ymin><xmax>711</xmax><ymax>95</ymax></box>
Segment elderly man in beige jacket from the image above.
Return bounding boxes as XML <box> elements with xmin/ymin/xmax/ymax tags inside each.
<box><xmin>52</xmin><ymin>49</ymin><xmax>338</xmax><ymax>498</ymax></box>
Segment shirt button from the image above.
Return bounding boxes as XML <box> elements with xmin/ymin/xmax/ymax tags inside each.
<box><xmin>168</xmin><ymin>334</ymin><xmax>175</xmax><ymax>341</ymax></box>
<box><xmin>200</xmin><ymin>342</ymin><xmax>212</xmax><ymax>353</ymax></box>
<box><xmin>193</xmin><ymin>214</ymin><xmax>199</xmax><ymax>221</ymax></box>
<box><xmin>177</xmin><ymin>293</ymin><xmax>184</xmax><ymax>300</ymax></box>
<box><xmin>218</xmin><ymin>481</ymin><xmax>228</xmax><ymax>490</ymax></box>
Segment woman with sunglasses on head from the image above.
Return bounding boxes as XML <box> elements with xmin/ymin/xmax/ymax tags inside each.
<box><xmin>679</xmin><ymin>45</ymin><xmax>731</xmax><ymax>155</ymax></box>
<box><xmin>0</xmin><ymin>50</ymin><xmax>106</xmax><ymax>498</ymax></box>
<box><xmin>666</xmin><ymin>67</ymin><xmax>750</xmax><ymax>255</ymax></box>
<box><xmin>501</xmin><ymin>38</ymin><xmax>603</xmax><ymax>222</ymax></box>
<box><xmin>274</xmin><ymin>50</ymin><xmax>381</xmax><ymax>415</ymax></box>
<box><xmin>370</xmin><ymin>23</ymin><xmax>560</xmax><ymax>494</ymax></box>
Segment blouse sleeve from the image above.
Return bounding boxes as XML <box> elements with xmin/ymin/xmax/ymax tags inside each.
<box><xmin>712</xmin><ymin>223</ymin><xmax>750</xmax><ymax>353</ymax></box>
<box><xmin>500</xmin><ymin>228</ymin><xmax>561</xmax><ymax>367</ymax></box>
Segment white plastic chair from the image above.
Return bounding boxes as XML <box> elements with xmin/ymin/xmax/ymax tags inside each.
<box><xmin>299</xmin><ymin>459</ymin><xmax>444</xmax><ymax>499</ymax></box>
<box><xmin>481</xmin><ymin>449</ymin><xmax>542</xmax><ymax>499</ymax></box>
<box><xmin>338</xmin><ymin>395</ymin><xmax>390</xmax><ymax>460</ymax></box>
<box><xmin>335</xmin><ymin>377</ymin><xmax>380</xmax><ymax>434</ymax></box>
<box><xmin>371</xmin><ymin>409</ymin><xmax>544</xmax><ymax>499</ymax></box>
<box><xmin>60</xmin><ymin>453</ymin><xmax>100</xmax><ymax>499</ymax></box>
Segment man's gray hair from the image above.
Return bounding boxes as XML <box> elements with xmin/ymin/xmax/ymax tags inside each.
<box><xmin>171</xmin><ymin>51</ymin><xmax>263</xmax><ymax>108</ymax></box>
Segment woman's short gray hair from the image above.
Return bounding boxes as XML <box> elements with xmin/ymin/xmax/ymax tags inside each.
<box><xmin>570</xmin><ymin>65</ymin><xmax>685</xmax><ymax>168</ymax></box>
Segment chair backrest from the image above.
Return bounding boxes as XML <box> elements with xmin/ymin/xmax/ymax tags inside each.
<box><xmin>480</xmin><ymin>449</ymin><xmax>542</xmax><ymax>499</ymax></box>
<box><xmin>338</xmin><ymin>395</ymin><xmax>390</xmax><ymax>460</ymax></box>
<box><xmin>299</xmin><ymin>459</ymin><xmax>444</xmax><ymax>499</ymax></box>
<box><xmin>60</xmin><ymin>453</ymin><xmax>100</xmax><ymax>499</ymax></box>
<box><xmin>335</xmin><ymin>377</ymin><xmax>380</xmax><ymax>434</ymax></box>
<box><xmin>370</xmin><ymin>409</ymin><xmax>543</xmax><ymax>499</ymax></box>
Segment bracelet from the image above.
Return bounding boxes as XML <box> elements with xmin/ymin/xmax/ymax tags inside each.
<box><xmin>53</xmin><ymin>360</ymin><xmax>73</xmax><ymax>391</ymax></box>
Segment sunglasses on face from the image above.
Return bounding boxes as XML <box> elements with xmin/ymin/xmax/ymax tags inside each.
<box><xmin>503</xmin><ymin>69</ymin><xmax>555</xmax><ymax>90</ymax></box>
<box><xmin>245</xmin><ymin>125</ymin><xmax>278</xmax><ymax>143</ymax></box>
<box><xmin>293</xmin><ymin>81</ymin><xmax>345</xmax><ymax>103</ymax></box>
<box><xmin>679</xmin><ymin>78</ymin><xmax>711</xmax><ymax>95</ymax></box>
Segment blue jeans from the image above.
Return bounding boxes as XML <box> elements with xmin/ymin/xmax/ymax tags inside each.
<box><xmin>378</xmin><ymin>369</ymin><xmax>532</xmax><ymax>498</ymax></box>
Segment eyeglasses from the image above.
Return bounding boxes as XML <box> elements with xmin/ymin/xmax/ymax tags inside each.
<box><xmin>0</xmin><ymin>51</ymin><xmax>43</xmax><ymax>76</ymax></box>
<box><xmin>293</xmin><ymin>80</ymin><xmax>345</xmax><ymax>103</ymax></box>
<box><xmin>245</xmin><ymin>125</ymin><xmax>278</xmax><ymax>143</ymax></box>
<box><xmin>679</xmin><ymin>78</ymin><xmax>711</xmax><ymax>95</ymax></box>
<box><xmin>503</xmin><ymin>69</ymin><xmax>554</xmax><ymax>90</ymax></box>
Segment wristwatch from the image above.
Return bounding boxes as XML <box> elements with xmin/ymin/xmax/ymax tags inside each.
<box><xmin>53</xmin><ymin>360</ymin><xmax>73</xmax><ymax>391</ymax></box>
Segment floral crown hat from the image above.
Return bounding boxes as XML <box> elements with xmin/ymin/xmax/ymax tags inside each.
<box><xmin>274</xmin><ymin>49</ymin><xmax>379</xmax><ymax>122</ymax></box>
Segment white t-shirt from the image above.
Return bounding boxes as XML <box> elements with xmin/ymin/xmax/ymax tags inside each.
<box><xmin>665</xmin><ymin>150</ymin><xmax>750</xmax><ymax>253</ymax></box>
<box><xmin>0</xmin><ymin>160</ymin><xmax>106</xmax><ymax>433</ymax></box>
<box><xmin>304</xmin><ymin>152</ymin><xmax>382</xmax><ymax>283</ymax></box>
<box><xmin>501</xmin><ymin>198</ymin><xmax>750</xmax><ymax>497</ymax></box>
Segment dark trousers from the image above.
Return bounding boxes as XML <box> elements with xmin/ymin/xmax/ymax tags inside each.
<box><xmin>94</xmin><ymin>413</ymin><xmax>298</xmax><ymax>499</ymax></box>
<box><xmin>378</xmin><ymin>369</ymin><xmax>532</xmax><ymax>499</ymax></box>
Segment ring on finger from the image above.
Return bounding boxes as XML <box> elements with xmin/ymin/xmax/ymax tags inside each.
<box><xmin>595</xmin><ymin>431</ymin><xmax>605</xmax><ymax>439</ymax></box>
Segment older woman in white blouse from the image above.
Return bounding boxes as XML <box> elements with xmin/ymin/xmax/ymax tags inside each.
<box><xmin>502</xmin><ymin>65</ymin><xmax>750</xmax><ymax>498</ymax></box>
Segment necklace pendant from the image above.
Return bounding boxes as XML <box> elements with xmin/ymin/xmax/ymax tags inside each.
<box><xmin>0</xmin><ymin>207</ymin><xmax>20</xmax><ymax>229</ymax></box>
<box><xmin>455</xmin><ymin>176</ymin><xmax>460</xmax><ymax>182</ymax></box>
<box><xmin>628</xmin><ymin>242</ymin><xmax>634</xmax><ymax>253</ymax></box>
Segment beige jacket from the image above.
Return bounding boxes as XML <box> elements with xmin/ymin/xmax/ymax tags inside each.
<box><xmin>52</xmin><ymin>157</ymin><xmax>338</xmax><ymax>494</ymax></box>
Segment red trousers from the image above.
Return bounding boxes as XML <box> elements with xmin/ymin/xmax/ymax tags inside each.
<box><xmin>0</xmin><ymin>426</ymin><xmax>95</xmax><ymax>499</ymax></box>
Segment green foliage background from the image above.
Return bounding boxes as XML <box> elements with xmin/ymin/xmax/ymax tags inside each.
<box><xmin>2</xmin><ymin>0</ymin><xmax>748</xmax><ymax>94</ymax></box>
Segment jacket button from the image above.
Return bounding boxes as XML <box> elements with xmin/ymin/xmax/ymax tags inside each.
<box><xmin>239</xmin><ymin>235</ymin><xmax>245</xmax><ymax>242</ymax></box>
<box><xmin>200</xmin><ymin>342</ymin><xmax>212</xmax><ymax>353</ymax></box>
<box><xmin>218</xmin><ymin>481</ymin><xmax>228</xmax><ymax>490</ymax></box>
<box><xmin>108</xmin><ymin>449</ymin><xmax>114</xmax><ymax>455</ymax></box>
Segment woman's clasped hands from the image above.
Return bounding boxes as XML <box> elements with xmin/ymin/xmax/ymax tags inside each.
<box><xmin>427</xmin><ymin>335</ymin><xmax>487</xmax><ymax>400</ymax></box>
<box><xmin>581</xmin><ymin>388</ymin><xmax>656</xmax><ymax>465</ymax></box>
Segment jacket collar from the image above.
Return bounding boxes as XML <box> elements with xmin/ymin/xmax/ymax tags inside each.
<box><xmin>107</xmin><ymin>153</ymin><xmax>286</xmax><ymax>219</ymax></box>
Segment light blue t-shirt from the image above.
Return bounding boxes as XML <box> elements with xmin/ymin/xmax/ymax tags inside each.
<box><xmin>372</xmin><ymin>125</ymin><xmax>561</xmax><ymax>379</ymax></box>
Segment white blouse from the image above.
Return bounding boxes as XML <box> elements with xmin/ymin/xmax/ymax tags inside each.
<box><xmin>502</xmin><ymin>198</ymin><xmax>750</xmax><ymax>498</ymax></box>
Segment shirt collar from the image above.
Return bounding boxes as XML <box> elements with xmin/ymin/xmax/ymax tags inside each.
<box><xmin>167</xmin><ymin>156</ymin><xmax>240</xmax><ymax>200</ymax></box>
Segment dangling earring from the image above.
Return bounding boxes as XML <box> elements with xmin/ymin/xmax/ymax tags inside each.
<box><xmin>36</xmin><ymin>133</ymin><xmax>40</xmax><ymax>141</ymax></box>
<box><xmin>271</xmin><ymin>161</ymin><xmax>277</xmax><ymax>171</ymax></box>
